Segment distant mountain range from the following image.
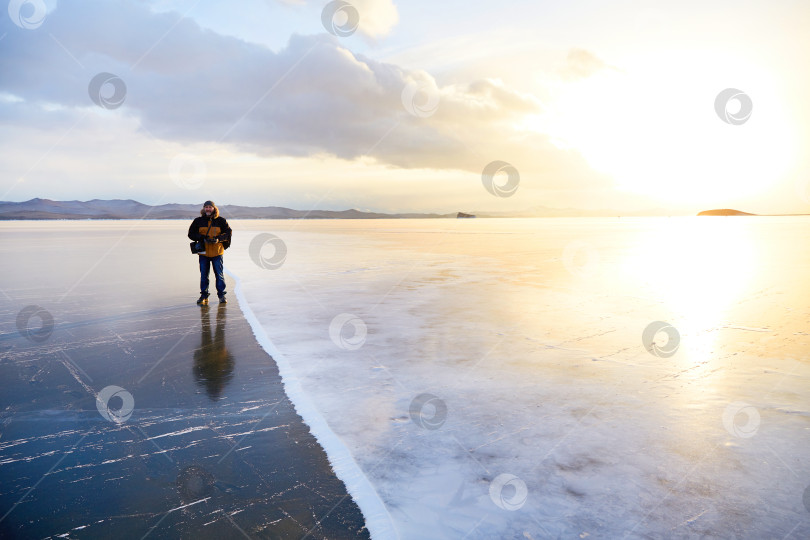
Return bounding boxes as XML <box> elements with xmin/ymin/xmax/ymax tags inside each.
<box><xmin>0</xmin><ymin>198</ymin><xmax>454</xmax><ymax>220</ymax></box>
<box><xmin>0</xmin><ymin>198</ymin><xmax>673</xmax><ymax>220</ymax></box>
<box><xmin>8</xmin><ymin>199</ymin><xmax>793</xmax><ymax>220</ymax></box>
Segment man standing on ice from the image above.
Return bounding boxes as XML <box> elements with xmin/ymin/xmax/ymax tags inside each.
<box><xmin>188</xmin><ymin>200</ymin><xmax>232</xmax><ymax>305</ymax></box>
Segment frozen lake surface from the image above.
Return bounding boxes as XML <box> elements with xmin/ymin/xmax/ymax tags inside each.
<box><xmin>1</xmin><ymin>221</ymin><xmax>369</xmax><ymax>539</ymax></box>
<box><xmin>226</xmin><ymin>217</ymin><xmax>810</xmax><ymax>539</ymax></box>
<box><xmin>2</xmin><ymin>217</ymin><xmax>810</xmax><ymax>539</ymax></box>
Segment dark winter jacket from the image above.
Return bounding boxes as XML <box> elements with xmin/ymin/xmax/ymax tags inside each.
<box><xmin>188</xmin><ymin>206</ymin><xmax>232</xmax><ymax>257</ymax></box>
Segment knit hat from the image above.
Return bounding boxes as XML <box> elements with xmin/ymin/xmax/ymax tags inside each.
<box><xmin>203</xmin><ymin>200</ymin><xmax>215</xmax><ymax>207</ymax></box>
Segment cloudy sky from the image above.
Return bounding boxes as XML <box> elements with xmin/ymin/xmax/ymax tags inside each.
<box><xmin>1</xmin><ymin>0</ymin><xmax>809</xmax><ymax>214</ymax></box>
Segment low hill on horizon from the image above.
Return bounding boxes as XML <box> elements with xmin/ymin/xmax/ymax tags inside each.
<box><xmin>697</xmin><ymin>209</ymin><xmax>757</xmax><ymax>216</ymax></box>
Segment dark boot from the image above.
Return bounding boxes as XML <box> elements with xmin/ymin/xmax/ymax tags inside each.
<box><xmin>218</xmin><ymin>294</ymin><xmax>227</xmax><ymax>304</ymax></box>
<box><xmin>197</xmin><ymin>295</ymin><xmax>209</xmax><ymax>306</ymax></box>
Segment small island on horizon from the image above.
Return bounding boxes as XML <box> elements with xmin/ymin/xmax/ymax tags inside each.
<box><xmin>697</xmin><ymin>209</ymin><xmax>757</xmax><ymax>216</ymax></box>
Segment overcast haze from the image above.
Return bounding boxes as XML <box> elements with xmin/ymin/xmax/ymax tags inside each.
<box><xmin>2</xmin><ymin>0</ymin><xmax>809</xmax><ymax>214</ymax></box>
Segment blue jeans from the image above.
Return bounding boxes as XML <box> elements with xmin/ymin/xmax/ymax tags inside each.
<box><xmin>199</xmin><ymin>255</ymin><xmax>225</xmax><ymax>298</ymax></box>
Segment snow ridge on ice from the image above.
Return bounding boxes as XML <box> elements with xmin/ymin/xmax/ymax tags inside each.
<box><xmin>226</xmin><ymin>267</ymin><xmax>398</xmax><ymax>539</ymax></box>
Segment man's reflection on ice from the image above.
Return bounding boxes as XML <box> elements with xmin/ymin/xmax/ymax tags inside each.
<box><xmin>193</xmin><ymin>304</ymin><xmax>235</xmax><ymax>400</ymax></box>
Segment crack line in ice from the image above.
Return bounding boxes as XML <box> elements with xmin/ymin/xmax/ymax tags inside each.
<box><xmin>467</xmin><ymin>426</ymin><xmax>530</xmax><ymax>452</ymax></box>
<box><xmin>719</xmin><ymin>324</ymin><xmax>771</xmax><ymax>332</ymax></box>
<box><xmin>449</xmin><ymin>434</ymin><xmax>490</xmax><ymax>475</ymax></box>
<box><xmin>460</xmin><ymin>515</ymin><xmax>487</xmax><ymax>539</ymax></box>
<box><xmin>0</xmin><ymin>428</ymin><xmax>94</xmax><ymax>523</ymax></box>
<box><xmin>55</xmin><ymin>351</ymin><xmax>95</xmax><ymax>397</ymax></box>
<box><xmin>214</xmin><ymin>400</ymin><xmax>283</xmax><ymax>464</ymax></box>
<box><xmin>137</xmin><ymin>320</ymin><xmax>201</xmax><ymax>383</ymax></box>
<box><xmin>144</xmin><ymin>425</ymin><xmax>208</xmax><ymax>440</ymax></box>
<box><xmin>621</xmin><ymin>441</ymin><xmax>723</xmax><ymax>539</ymax></box>
<box><xmin>142</xmin><ymin>498</ymin><xmax>212</xmax><ymax>539</ymax></box>
<box><xmin>217</xmin><ymin>425</ymin><xmax>285</xmax><ymax>438</ymax></box>
<box><xmin>223</xmin><ymin>511</ymin><xmax>251</xmax><ymax>538</ymax></box>
<box><xmin>763</xmin><ymin>442</ymin><xmax>800</xmax><ymax>478</ymax></box>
